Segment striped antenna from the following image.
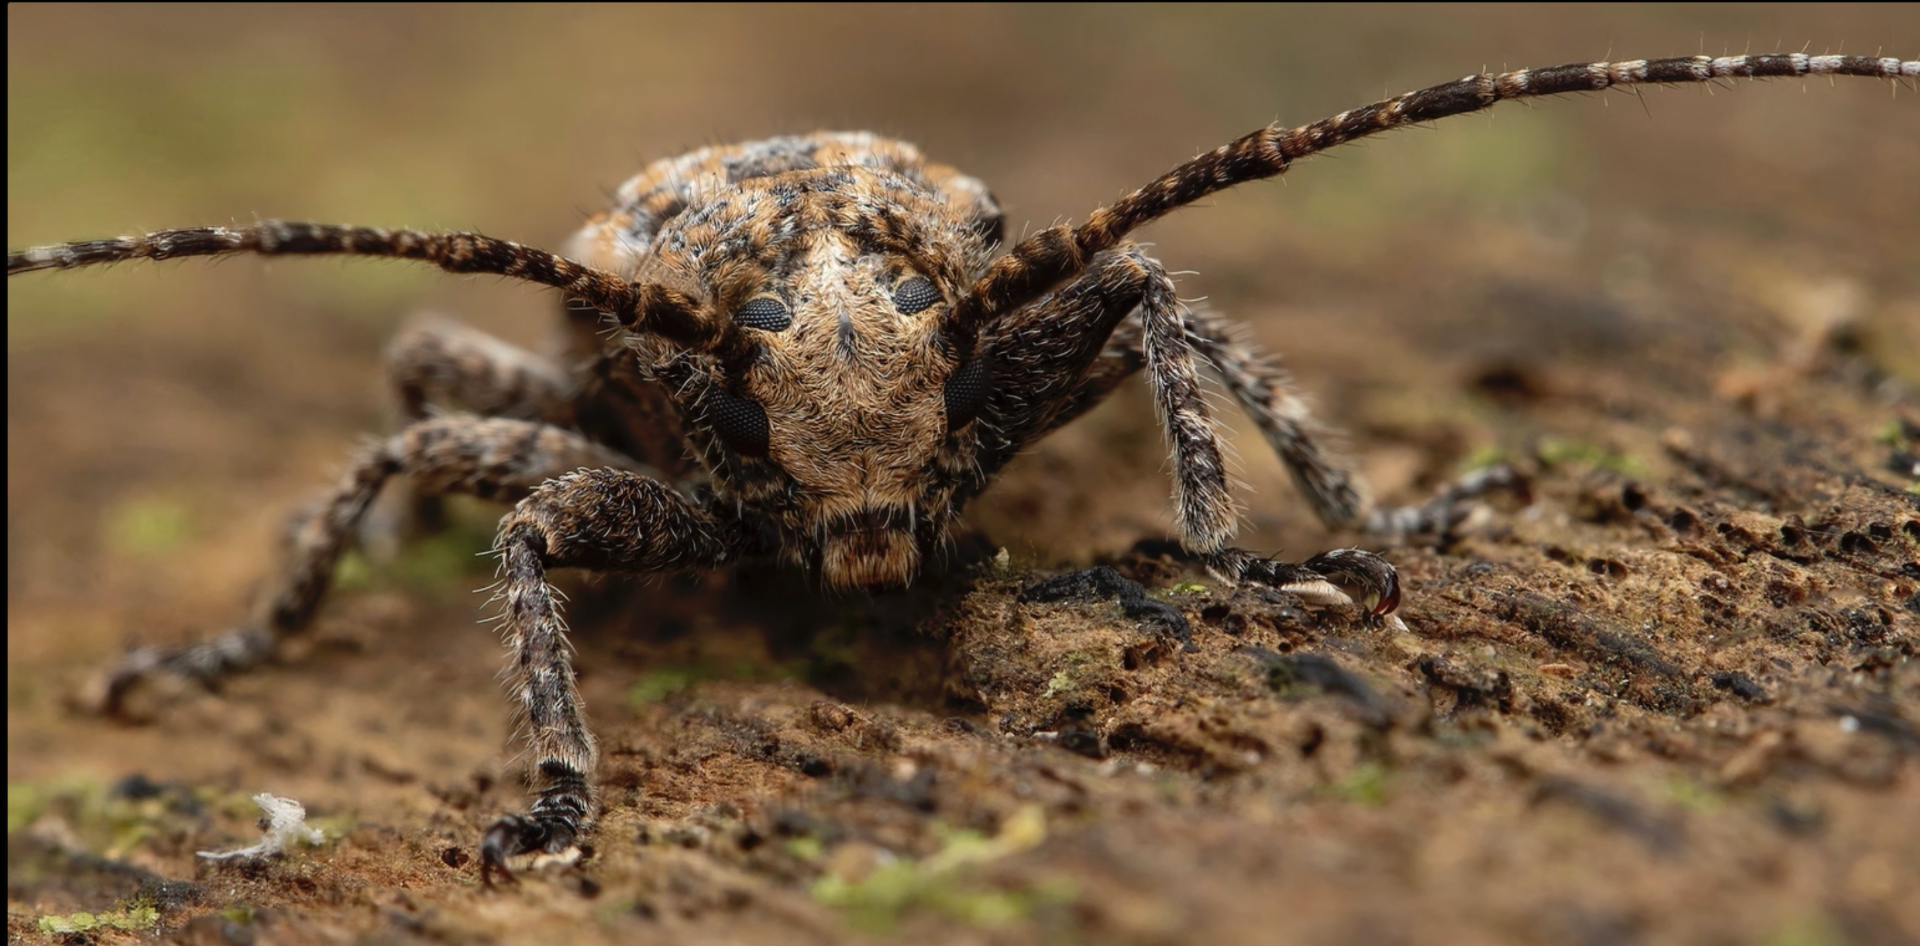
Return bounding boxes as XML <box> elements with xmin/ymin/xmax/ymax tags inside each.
<box><xmin>942</xmin><ymin>53</ymin><xmax>1919</xmax><ymax>349</ymax></box>
<box><xmin>6</xmin><ymin>220</ymin><xmax>748</xmax><ymax>359</ymax></box>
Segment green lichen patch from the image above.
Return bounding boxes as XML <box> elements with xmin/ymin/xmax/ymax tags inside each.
<box><xmin>810</xmin><ymin>806</ymin><xmax>1076</xmax><ymax>931</ymax></box>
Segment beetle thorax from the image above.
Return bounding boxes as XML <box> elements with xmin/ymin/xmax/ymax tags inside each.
<box><xmin>749</xmin><ymin>228</ymin><xmax>959</xmax><ymax>588</ymax></box>
<box><xmin>613</xmin><ymin>166</ymin><xmax>992</xmax><ymax>590</ymax></box>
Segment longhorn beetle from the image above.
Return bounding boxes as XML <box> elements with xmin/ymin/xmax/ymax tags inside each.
<box><xmin>10</xmin><ymin>52</ymin><xmax>1916</xmax><ymax>883</ymax></box>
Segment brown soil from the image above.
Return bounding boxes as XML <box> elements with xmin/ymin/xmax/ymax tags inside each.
<box><xmin>8</xmin><ymin>7</ymin><xmax>1918</xmax><ymax>946</ymax></box>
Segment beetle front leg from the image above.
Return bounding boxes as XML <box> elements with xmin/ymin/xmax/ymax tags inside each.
<box><xmin>478</xmin><ymin>468</ymin><xmax>737</xmax><ymax>884</ymax></box>
<box><xmin>981</xmin><ymin>245</ymin><xmax>1401</xmax><ymax>612</ymax></box>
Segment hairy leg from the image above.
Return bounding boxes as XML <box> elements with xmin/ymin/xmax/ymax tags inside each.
<box><xmin>1179</xmin><ymin>311</ymin><xmax>1367</xmax><ymax>527</ymax></box>
<box><xmin>1034</xmin><ymin>304</ymin><xmax>1522</xmax><ymax>555</ymax></box>
<box><xmin>479</xmin><ymin>468</ymin><xmax>737</xmax><ymax>883</ymax></box>
<box><xmin>1181</xmin><ymin>309</ymin><xmax>1526</xmax><ymax>539</ymax></box>
<box><xmin>385</xmin><ymin>311</ymin><xmax>700</xmax><ymax>483</ymax></box>
<box><xmin>973</xmin><ymin>246</ymin><xmax>1158</xmax><ymax>473</ymax></box>
<box><xmin>380</xmin><ymin>316</ymin><xmax>589</xmax><ymax>534</ymax></box>
<box><xmin>982</xmin><ymin>246</ymin><xmax>1397</xmax><ymax>611</ymax></box>
<box><xmin>91</xmin><ymin>416</ymin><xmax>635</xmax><ymax>713</ymax></box>
<box><xmin>387</xmin><ymin>316</ymin><xmax>580</xmax><ymax>425</ymax></box>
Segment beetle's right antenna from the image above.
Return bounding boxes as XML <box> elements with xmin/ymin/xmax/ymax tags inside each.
<box><xmin>941</xmin><ymin>53</ymin><xmax>1919</xmax><ymax>351</ymax></box>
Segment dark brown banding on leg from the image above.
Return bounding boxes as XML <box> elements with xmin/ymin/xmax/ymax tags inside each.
<box><xmin>387</xmin><ymin>318</ymin><xmax>578</xmax><ymax>425</ymax></box>
<box><xmin>479</xmin><ymin>468</ymin><xmax>736</xmax><ymax>884</ymax></box>
<box><xmin>1183</xmin><ymin>309</ymin><xmax>1524</xmax><ymax>540</ymax></box>
<box><xmin>1183</xmin><ymin>309</ymin><xmax>1369</xmax><ymax>530</ymax></box>
<box><xmin>977</xmin><ymin>242</ymin><xmax>1403</xmax><ymax>610</ymax></box>
<box><xmin>93</xmin><ymin>417</ymin><xmax>636</xmax><ymax>715</ymax></box>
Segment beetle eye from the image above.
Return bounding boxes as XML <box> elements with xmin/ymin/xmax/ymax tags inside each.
<box><xmin>943</xmin><ymin>354</ymin><xmax>993</xmax><ymax>433</ymax></box>
<box><xmin>706</xmin><ymin>386</ymin><xmax>770</xmax><ymax>458</ymax></box>
<box><xmin>892</xmin><ymin>276</ymin><xmax>940</xmax><ymax>315</ymax></box>
<box><xmin>735</xmin><ymin>295</ymin><xmax>791</xmax><ymax>331</ymax></box>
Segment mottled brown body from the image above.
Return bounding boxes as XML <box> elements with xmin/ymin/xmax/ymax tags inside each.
<box><xmin>9</xmin><ymin>52</ymin><xmax>1914</xmax><ymax>882</ymax></box>
<box><xmin>568</xmin><ymin>135</ymin><xmax>1003</xmax><ymax>589</ymax></box>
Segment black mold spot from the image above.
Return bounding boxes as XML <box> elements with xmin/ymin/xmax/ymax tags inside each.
<box><xmin>1238</xmin><ymin>647</ymin><xmax>1390</xmax><ymax>726</ymax></box>
<box><xmin>1019</xmin><ymin>566</ymin><xmax>1193</xmax><ymax>648</ymax></box>
<box><xmin>1709</xmin><ymin>671</ymin><xmax>1769</xmax><ymax>703</ymax></box>
<box><xmin>1419</xmin><ymin>655</ymin><xmax>1515</xmax><ymax>713</ymax></box>
<box><xmin>1057</xmin><ymin>727</ymin><xmax>1107</xmax><ymax>759</ymax></box>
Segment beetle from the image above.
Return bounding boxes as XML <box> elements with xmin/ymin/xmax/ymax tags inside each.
<box><xmin>10</xmin><ymin>51</ymin><xmax>1913</xmax><ymax>882</ymax></box>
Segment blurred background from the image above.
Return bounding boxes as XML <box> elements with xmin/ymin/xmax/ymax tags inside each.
<box><xmin>8</xmin><ymin>8</ymin><xmax>1918</xmax><ymax>944</ymax></box>
<box><xmin>9</xmin><ymin>1</ymin><xmax>1917</xmax><ymax>669</ymax></box>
